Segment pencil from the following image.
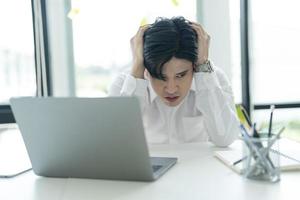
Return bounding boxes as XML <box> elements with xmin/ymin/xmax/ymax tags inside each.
<box><xmin>268</xmin><ymin>105</ymin><xmax>275</xmax><ymax>137</ymax></box>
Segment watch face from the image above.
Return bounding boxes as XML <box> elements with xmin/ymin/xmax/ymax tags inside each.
<box><xmin>198</xmin><ymin>60</ymin><xmax>213</xmax><ymax>73</ymax></box>
<box><xmin>202</xmin><ymin>64</ymin><xmax>210</xmax><ymax>71</ymax></box>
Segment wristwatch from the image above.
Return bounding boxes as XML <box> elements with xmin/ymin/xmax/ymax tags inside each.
<box><xmin>195</xmin><ymin>60</ymin><xmax>214</xmax><ymax>73</ymax></box>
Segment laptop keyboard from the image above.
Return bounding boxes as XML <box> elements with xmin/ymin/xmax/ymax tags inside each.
<box><xmin>152</xmin><ymin>165</ymin><xmax>163</xmax><ymax>172</ymax></box>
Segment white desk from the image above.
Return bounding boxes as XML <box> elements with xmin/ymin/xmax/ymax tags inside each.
<box><xmin>1</xmin><ymin>142</ymin><xmax>300</xmax><ymax>200</ymax></box>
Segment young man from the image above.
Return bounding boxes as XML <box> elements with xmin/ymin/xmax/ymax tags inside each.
<box><xmin>109</xmin><ymin>17</ymin><xmax>240</xmax><ymax>147</ymax></box>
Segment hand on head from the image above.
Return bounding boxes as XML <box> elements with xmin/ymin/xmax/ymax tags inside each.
<box><xmin>190</xmin><ymin>22</ymin><xmax>210</xmax><ymax>65</ymax></box>
<box><xmin>129</xmin><ymin>19</ymin><xmax>210</xmax><ymax>79</ymax></box>
<box><xmin>130</xmin><ymin>25</ymin><xmax>149</xmax><ymax>79</ymax></box>
<box><xmin>129</xmin><ymin>17</ymin><xmax>210</xmax><ymax>107</ymax></box>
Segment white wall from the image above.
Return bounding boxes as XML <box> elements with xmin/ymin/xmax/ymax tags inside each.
<box><xmin>46</xmin><ymin>0</ymin><xmax>75</xmax><ymax>96</ymax></box>
<box><xmin>197</xmin><ymin>0</ymin><xmax>233</xmax><ymax>82</ymax></box>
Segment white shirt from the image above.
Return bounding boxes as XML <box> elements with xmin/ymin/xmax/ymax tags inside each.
<box><xmin>108</xmin><ymin>65</ymin><xmax>240</xmax><ymax>147</ymax></box>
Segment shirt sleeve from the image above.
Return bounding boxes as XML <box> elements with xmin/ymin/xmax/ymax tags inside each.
<box><xmin>108</xmin><ymin>73</ymin><xmax>149</xmax><ymax>111</ymax></box>
<box><xmin>194</xmin><ymin>66</ymin><xmax>240</xmax><ymax>147</ymax></box>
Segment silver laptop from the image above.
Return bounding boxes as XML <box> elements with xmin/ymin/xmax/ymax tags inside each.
<box><xmin>10</xmin><ymin>97</ymin><xmax>177</xmax><ymax>181</ymax></box>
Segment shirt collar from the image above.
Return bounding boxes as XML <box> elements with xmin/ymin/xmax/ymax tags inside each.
<box><xmin>148</xmin><ymin>77</ymin><xmax>196</xmax><ymax>103</ymax></box>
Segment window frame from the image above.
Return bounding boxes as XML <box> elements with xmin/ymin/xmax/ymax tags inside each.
<box><xmin>0</xmin><ymin>105</ymin><xmax>15</xmax><ymax>123</ymax></box>
<box><xmin>240</xmin><ymin>0</ymin><xmax>300</xmax><ymax>114</ymax></box>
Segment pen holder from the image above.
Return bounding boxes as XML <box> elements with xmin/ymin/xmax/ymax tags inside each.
<box><xmin>242</xmin><ymin>133</ymin><xmax>280</xmax><ymax>183</ymax></box>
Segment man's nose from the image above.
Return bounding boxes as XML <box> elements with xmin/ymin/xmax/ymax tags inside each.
<box><xmin>165</xmin><ymin>79</ymin><xmax>178</xmax><ymax>94</ymax></box>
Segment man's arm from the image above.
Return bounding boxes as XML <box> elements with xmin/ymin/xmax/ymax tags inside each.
<box><xmin>108</xmin><ymin>25</ymin><xmax>150</xmax><ymax>110</ymax></box>
<box><xmin>194</xmin><ymin>67</ymin><xmax>240</xmax><ymax>147</ymax></box>
<box><xmin>108</xmin><ymin>73</ymin><xmax>149</xmax><ymax>112</ymax></box>
<box><xmin>190</xmin><ymin>22</ymin><xmax>239</xmax><ymax>147</ymax></box>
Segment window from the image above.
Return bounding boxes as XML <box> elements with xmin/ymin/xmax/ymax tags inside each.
<box><xmin>0</xmin><ymin>0</ymin><xmax>36</xmax><ymax>123</ymax></box>
<box><xmin>0</xmin><ymin>0</ymin><xmax>36</xmax><ymax>104</ymax></box>
<box><xmin>247</xmin><ymin>0</ymin><xmax>300</xmax><ymax>140</ymax></box>
<box><xmin>250</xmin><ymin>0</ymin><xmax>300</xmax><ymax>104</ymax></box>
<box><xmin>69</xmin><ymin>0</ymin><xmax>196</xmax><ymax>97</ymax></box>
<box><xmin>253</xmin><ymin>108</ymin><xmax>300</xmax><ymax>142</ymax></box>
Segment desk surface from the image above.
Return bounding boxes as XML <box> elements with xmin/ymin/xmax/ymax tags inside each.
<box><xmin>1</xmin><ymin>142</ymin><xmax>300</xmax><ymax>200</ymax></box>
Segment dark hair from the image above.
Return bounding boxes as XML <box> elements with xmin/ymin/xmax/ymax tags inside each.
<box><xmin>143</xmin><ymin>16</ymin><xmax>198</xmax><ymax>80</ymax></box>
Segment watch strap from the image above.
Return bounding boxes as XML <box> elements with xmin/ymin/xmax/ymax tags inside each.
<box><xmin>195</xmin><ymin>60</ymin><xmax>214</xmax><ymax>73</ymax></box>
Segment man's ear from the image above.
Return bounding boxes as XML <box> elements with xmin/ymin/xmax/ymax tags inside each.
<box><xmin>193</xmin><ymin>64</ymin><xmax>197</xmax><ymax>73</ymax></box>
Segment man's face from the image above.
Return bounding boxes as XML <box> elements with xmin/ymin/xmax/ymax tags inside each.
<box><xmin>148</xmin><ymin>57</ymin><xmax>194</xmax><ymax>107</ymax></box>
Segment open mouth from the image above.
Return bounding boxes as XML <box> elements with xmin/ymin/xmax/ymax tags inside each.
<box><xmin>165</xmin><ymin>96</ymin><xmax>179</xmax><ymax>102</ymax></box>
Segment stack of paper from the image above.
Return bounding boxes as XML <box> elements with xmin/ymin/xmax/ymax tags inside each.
<box><xmin>214</xmin><ymin>138</ymin><xmax>300</xmax><ymax>174</ymax></box>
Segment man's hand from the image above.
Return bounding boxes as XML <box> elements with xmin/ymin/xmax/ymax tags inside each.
<box><xmin>190</xmin><ymin>22</ymin><xmax>210</xmax><ymax>65</ymax></box>
<box><xmin>130</xmin><ymin>25</ymin><xmax>149</xmax><ymax>79</ymax></box>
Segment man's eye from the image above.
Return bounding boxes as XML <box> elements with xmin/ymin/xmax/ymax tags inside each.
<box><xmin>176</xmin><ymin>73</ymin><xmax>186</xmax><ymax>78</ymax></box>
<box><xmin>161</xmin><ymin>76</ymin><xmax>167</xmax><ymax>81</ymax></box>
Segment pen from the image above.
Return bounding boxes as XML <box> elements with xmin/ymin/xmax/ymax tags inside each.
<box><xmin>268</xmin><ymin>105</ymin><xmax>275</xmax><ymax>137</ymax></box>
<box><xmin>252</xmin><ymin>122</ymin><xmax>259</xmax><ymax>138</ymax></box>
<box><xmin>240</xmin><ymin>124</ymin><xmax>275</xmax><ymax>173</ymax></box>
<box><xmin>235</xmin><ymin>124</ymin><xmax>255</xmax><ymax>166</ymax></box>
<box><xmin>233</xmin><ymin>156</ymin><xmax>247</xmax><ymax>166</ymax></box>
<box><xmin>276</xmin><ymin>126</ymin><xmax>285</xmax><ymax>138</ymax></box>
<box><xmin>263</xmin><ymin>126</ymin><xmax>285</xmax><ymax>156</ymax></box>
<box><xmin>240</xmin><ymin>124</ymin><xmax>253</xmax><ymax>149</ymax></box>
<box><xmin>240</xmin><ymin>105</ymin><xmax>252</xmax><ymax>127</ymax></box>
<box><xmin>251</xmin><ymin>123</ymin><xmax>264</xmax><ymax>151</ymax></box>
